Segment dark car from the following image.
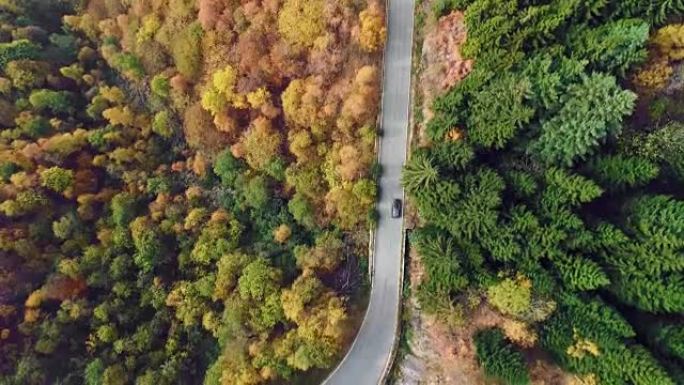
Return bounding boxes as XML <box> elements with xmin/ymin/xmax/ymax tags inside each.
<box><xmin>391</xmin><ymin>199</ymin><xmax>402</xmax><ymax>218</ymax></box>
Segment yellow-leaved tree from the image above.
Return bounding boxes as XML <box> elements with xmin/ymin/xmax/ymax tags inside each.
<box><xmin>278</xmin><ymin>0</ymin><xmax>325</xmax><ymax>48</ymax></box>
<box><xmin>201</xmin><ymin>65</ymin><xmax>248</xmax><ymax>116</ymax></box>
<box><xmin>358</xmin><ymin>4</ymin><xmax>386</xmax><ymax>52</ymax></box>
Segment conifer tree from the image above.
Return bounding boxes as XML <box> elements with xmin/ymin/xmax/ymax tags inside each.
<box><xmin>587</xmin><ymin>154</ymin><xmax>660</xmax><ymax>190</ymax></box>
<box><xmin>475</xmin><ymin>328</ymin><xmax>530</xmax><ymax>385</ymax></box>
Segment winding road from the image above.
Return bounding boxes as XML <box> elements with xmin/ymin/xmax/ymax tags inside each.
<box><xmin>323</xmin><ymin>1</ymin><xmax>414</xmax><ymax>384</ymax></box>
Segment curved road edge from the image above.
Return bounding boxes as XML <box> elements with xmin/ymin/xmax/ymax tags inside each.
<box><xmin>323</xmin><ymin>1</ymin><xmax>415</xmax><ymax>384</ymax></box>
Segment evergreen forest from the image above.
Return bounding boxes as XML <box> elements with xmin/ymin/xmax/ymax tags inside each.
<box><xmin>404</xmin><ymin>1</ymin><xmax>684</xmax><ymax>384</ymax></box>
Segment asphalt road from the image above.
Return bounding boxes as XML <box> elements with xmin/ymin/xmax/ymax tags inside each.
<box><xmin>323</xmin><ymin>1</ymin><xmax>414</xmax><ymax>384</ymax></box>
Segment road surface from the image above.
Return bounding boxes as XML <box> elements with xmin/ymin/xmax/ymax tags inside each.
<box><xmin>323</xmin><ymin>1</ymin><xmax>414</xmax><ymax>384</ymax></box>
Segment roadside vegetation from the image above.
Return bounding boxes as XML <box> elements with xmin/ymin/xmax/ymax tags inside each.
<box><xmin>0</xmin><ymin>0</ymin><xmax>386</xmax><ymax>384</ymax></box>
<box><xmin>404</xmin><ymin>1</ymin><xmax>684</xmax><ymax>384</ymax></box>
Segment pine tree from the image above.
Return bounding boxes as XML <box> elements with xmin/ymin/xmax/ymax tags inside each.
<box><xmin>466</xmin><ymin>73</ymin><xmax>535</xmax><ymax>149</ymax></box>
<box><xmin>429</xmin><ymin>140</ymin><xmax>475</xmax><ymax>170</ymax></box>
<box><xmin>587</xmin><ymin>154</ymin><xmax>660</xmax><ymax>191</ymax></box>
<box><xmin>541</xmin><ymin>295</ymin><xmax>675</xmax><ymax>385</ymax></box>
<box><xmin>649</xmin><ymin>322</ymin><xmax>684</xmax><ymax>361</ymax></box>
<box><xmin>541</xmin><ymin>168</ymin><xmax>604</xmax><ymax>209</ymax></box>
<box><xmin>611</xmin><ymin>0</ymin><xmax>684</xmax><ymax>26</ymax></box>
<box><xmin>412</xmin><ymin>228</ymin><xmax>469</xmax><ymax>296</ymax></box>
<box><xmin>532</xmin><ymin>74</ymin><xmax>636</xmax><ymax>166</ymax></box>
<box><xmin>601</xmin><ymin>195</ymin><xmax>684</xmax><ymax>313</ymax></box>
<box><xmin>475</xmin><ymin>328</ymin><xmax>530</xmax><ymax>385</ymax></box>
<box><xmin>568</xmin><ymin>19</ymin><xmax>649</xmax><ymax>75</ymax></box>
<box><xmin>402</xmin><ymin>152</ymin><xmax>440</xmax><ymax>194</ymax></box>
<box><xmin>552</xmin><ymin>254</ymin><xmax>610</xmax><ymax>291</ymax></box>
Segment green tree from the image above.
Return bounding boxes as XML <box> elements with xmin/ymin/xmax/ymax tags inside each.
<box><xmin>84</xmin><ymin>359</ymin><xmax>105</xmax><ymax>385</ymax></box>
<box><xmin>601</xmin><ymin>196</ymin><xmax>684</xmax><ymax>313</ymax></box>
<box><xmin>467</xmin><ymin>73</ymin><xmax>534</xmax><ymax>148</ymax></box>
<box><xmin>242</xmin><ymin>175</ymin><xmax>270</xmax><ymax>210</ymax></box>
<box><xmin>29</xmin><ymin>89</ymin><xmax>74</xmax><ymax>115</ymax></box>
<box><xmin>16</xmin><ymin>113</ymin><xmax>51</xmax><ymax>139</ymax></box>
<box><xmin>587</xmin><ymin>154</ymin><xmax>660</xmax><ymax>190</ymax></box>
<box><xmin>238</xmin><ymin>258</ymin><xmax>282</xmax><ymax>302</ymax></box>
<box><xmin>110</xmin><ymin>193</ymin><xmax>137</xmax><ymax>227</ymax></box>
<box><xmin>0</xmin><ymin>39</ymin><xmax>40</xmax><ymax>68</ymax></box>
<box><xmin>402</xmin><ymin>152</ymin><xmax>440</xmax><ymax>194</ymax></box>
<box><xmin>152</xmin><ymin>110</ymin><xmax>173</xmax><ymax>138</ymax></box>
<box><xmin>568</xmin><ymin>19</ymin><xmax>649</xmax><ymax>74</ymax></box>
<box><xmin>649</xmin><ymin>322</ymin><xmax>684</xmax><ymax>360</ymax></box>
<box><xmin>151</xmin><ymin>74</ymin><xmax>170</xmax><ymax>98</ymax></box>
<box><xmin>190</xmin><ymin>216</ymin><xmax>244</xmax><ymax>265</ymax></box>
<box><xmin>40</xmin><ymin>166</ymin><xmax>73</xmax><ymax>193</ymax></box>
<box><xmin>475</xmin><ymin>328</ymin><xmax>530</xmax><ymax>385</ymax></box>
<box><xmin>214</xmin><ymin>150</ymin><xmax>245</xmax><ymax>188</ymax></box>
<box><xmin>412</xmin><ymin>228</ymin><xmax>469</xmax><ymax>300</ymax></box>
<box><xmin>288</xmin><ymin>192</ymin><xmax>316</xmax><ymax>229</ymax></box>
<box><xmin>532</xmin><ymin>74</ymin><xmax>636</xmax><ymax>166</ymax></box>
<box><xmin>130</xmin><ymin>217</ymin><xmax>163</xmax><ymax>273</ymax></box>
<box><xmin>112</xmin><ymin>52</ymin><xmax>144</xmax><ymax>80</ymax></box>
<box><xmin>552</xmin><ymin>254</ymin><xmax>610</xmax><ymax>291</ymax></box>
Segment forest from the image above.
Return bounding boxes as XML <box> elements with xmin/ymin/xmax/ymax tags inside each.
<box><xmin>404</xmin><ymin>0</ymin><xmax>684</xmax><ymax>384</ymax></box>
<box><xmin>0</xmin><ymin>0</ymin><xmax>386</xmax><ymax>384</ymax></box>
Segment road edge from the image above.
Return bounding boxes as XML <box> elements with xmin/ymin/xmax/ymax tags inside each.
<box><xmin>320</xmin><ymin>0</ymin><xmax>392</xmax><ymax>382</ymax></box>
<box><xmin>379</xmin><ymin>0</ymin><xmax>415</xmax><ymax>383</ymax></box>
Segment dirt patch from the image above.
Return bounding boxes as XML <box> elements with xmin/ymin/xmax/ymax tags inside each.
<box><xmin>414</xmin><ymin>10</ymin><xmax>472</xmax><ymax>146</ymax></box>
<box><xmin>421</xmin><ymin>12</ymin><xmax>473</xmax><ymax>92</ymax></box>
<box><xmin>394</xmin><ymin>290</ymin><xmax>574</xmax><ymax>385</ymax></box>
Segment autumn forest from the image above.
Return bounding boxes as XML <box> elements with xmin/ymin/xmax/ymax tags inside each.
<box><xmin>2</xmin><ymin>0</ymin><xmax>684</xmax><ymax>385</ymax></box>
<box><xmin>0</xmin><ymin>0</ymin><xmax>387</xmax><ymax>384</ymax></box>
